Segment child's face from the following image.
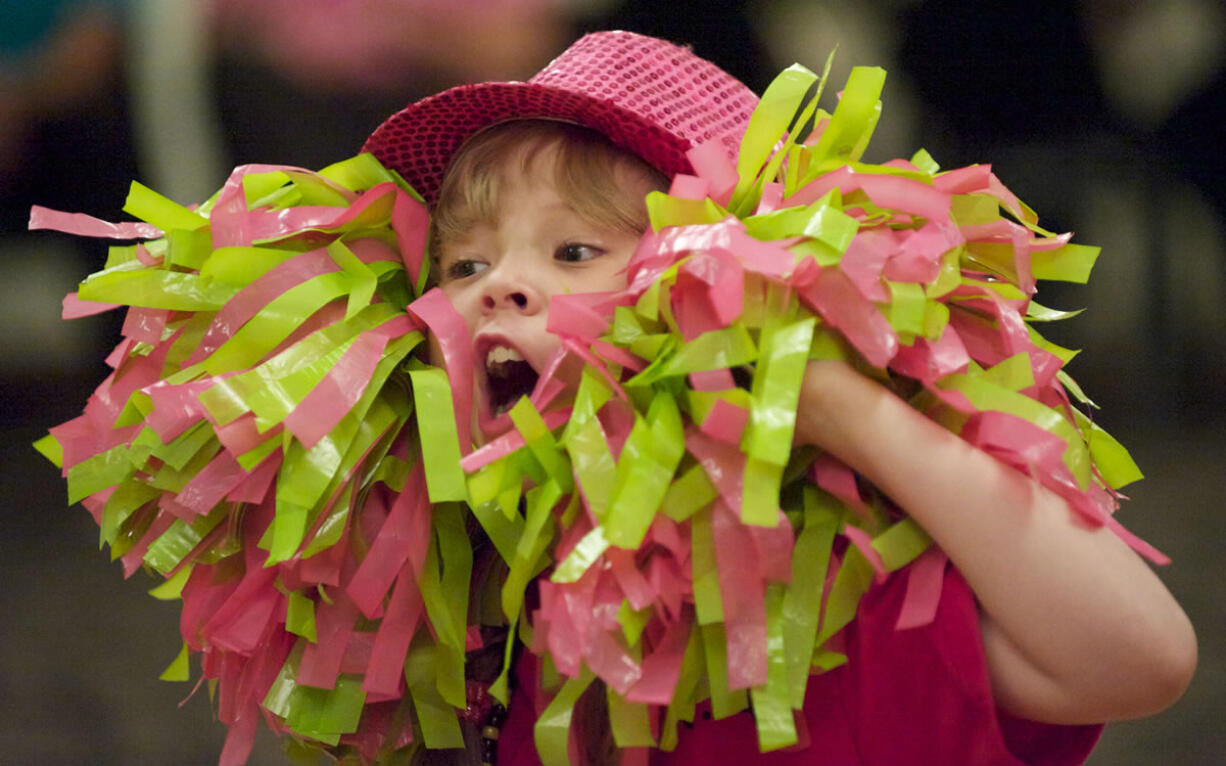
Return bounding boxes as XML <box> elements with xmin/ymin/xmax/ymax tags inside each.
<box><xmin>436</xmin><ymin>142</ymin><xmax>656</xmax><ymax>444</ymax></box>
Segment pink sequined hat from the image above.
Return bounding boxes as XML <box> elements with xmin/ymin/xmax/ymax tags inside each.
<box><xmin>362</xmin><ymin>30</ymin><xmax>759</xmax><ymax>204</ymax></box>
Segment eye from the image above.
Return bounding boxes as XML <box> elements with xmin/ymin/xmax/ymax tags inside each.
<box><xmin>442</xmin><ymin>258</ymin><xmax>488</xmax><ymax>282</ymax></box>
<box><xmin>555</xmin><ymin>242</ymin><xmax>604</xmax><ymax>263</ymax></box>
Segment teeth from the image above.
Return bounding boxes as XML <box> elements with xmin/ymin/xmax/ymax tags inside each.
<box><xmin>486</xmin><ymin>345</ymin><xmax>525</xmax><ymax>366</ymax></box>
<box><xmin>483</xmin><ymin>342</ymin><xmax>539</xmax><ymax>415</ymax></box>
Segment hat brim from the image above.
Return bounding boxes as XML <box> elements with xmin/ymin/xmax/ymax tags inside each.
<box><xmin>362</xmin><ymin>80</ymin><xmax>695</xmax><ymax>205</ymax></box>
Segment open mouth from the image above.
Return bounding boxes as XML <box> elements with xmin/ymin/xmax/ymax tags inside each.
<box><xmin>484</xmin><ymin>345</ymin><xmax>540</xmax><ymax>417</ymax></box>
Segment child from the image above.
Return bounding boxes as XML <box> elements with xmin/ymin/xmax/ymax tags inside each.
<box><xmin>361</xmin><ymin>31</ymin><xmax>1195</xmax><ymax>764</ymax></box>
<box><xmin>39</xmin><ymin>30</ymin><xmax>1193</xmax><ymax>766</ymax></box>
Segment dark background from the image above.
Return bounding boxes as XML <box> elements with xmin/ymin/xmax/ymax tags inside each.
<box><xmin>2</xmin><ymin>1</ymin><xmax>1222</xmax><ymax>763</ymax></box>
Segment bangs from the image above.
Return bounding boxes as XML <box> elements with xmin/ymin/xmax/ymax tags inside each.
<box><xmin>431</xmin><ymin>121</ymin><xmax>667</xmax><ymax>255</ymax></box>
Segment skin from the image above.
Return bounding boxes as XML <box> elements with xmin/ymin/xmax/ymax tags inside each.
<box><xmin>436</xmin><ymin>143</ymin><xmax>657</xmax><ymax>446</ymax></box>
<box><xmin>435</xmin><ymin>139</ymin><xmax>1197</xmax><ymax>725</ymax></box>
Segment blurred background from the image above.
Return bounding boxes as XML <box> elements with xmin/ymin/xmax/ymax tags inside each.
<box><xmin>2</xmin><ymin>0</ymin><xmax>1222</xmax><ymax>762</ymax></box>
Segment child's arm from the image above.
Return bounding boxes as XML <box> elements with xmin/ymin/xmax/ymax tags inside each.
<box><xmin>793</xmin><ymin>360</ymin><xmax>1197</xmax><ymax>725</ymax></box>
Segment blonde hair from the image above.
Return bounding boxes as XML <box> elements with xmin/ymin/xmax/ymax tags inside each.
<box><xmin>431</xmin><ymin>120</ymin><xmax>668</xmax><ymax>256</ymax></box>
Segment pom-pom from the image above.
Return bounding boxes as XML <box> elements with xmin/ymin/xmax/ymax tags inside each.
<box><xmin>36</xmin><ymin>62</ymin><xmax>1150</xmax><ymax>766</ymax></box>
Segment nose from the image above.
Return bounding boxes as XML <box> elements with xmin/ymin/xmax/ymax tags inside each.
<box><xmin>480</xmin><ymin>261</ymin><xmax>545</xmax><ymax>315</ymax></box>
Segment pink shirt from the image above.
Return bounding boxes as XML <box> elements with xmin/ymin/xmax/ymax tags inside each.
<box><xmin>499</xmin><ymin>564</ymin><xmax>1102</xmax><ymax>765</ymax></box>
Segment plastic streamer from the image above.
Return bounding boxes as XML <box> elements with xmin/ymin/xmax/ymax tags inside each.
<box><xmin>34</xmin><ymin>62</ymin><xmax>1151</xmax><ymax>766</ymax></box>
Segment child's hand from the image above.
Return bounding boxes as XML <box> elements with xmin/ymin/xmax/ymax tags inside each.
<box><xmin>794</xmin><ymin>360</ymin><xmax>1196</xmax><ymax>724</ymax></box>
